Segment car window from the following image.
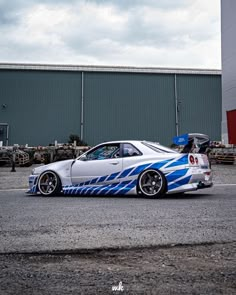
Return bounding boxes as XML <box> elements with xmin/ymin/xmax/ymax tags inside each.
<box><xmin>122</xmin><ymin>143</ymin><xmax>141</xmax><ymax>157</ymax></box>
<box><xmin>86</xmin><ymin>144</ymin><xmax>120</xmax><ymax>160</ymax></box>
<box><xmin>142</xmin><ymin>141</ymin><xmax>179</xmax><ymax>154</ymax></box>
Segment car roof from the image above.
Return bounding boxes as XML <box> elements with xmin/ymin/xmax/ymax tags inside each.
<box><xmin>100</xmin><ymin>140</ymin><xmax>149</xmax><ymax>145</ymax></box>
<box><xmin>95</xmin><ymin>140</ymin><xmax>178</xmax><ymax>155</ymax></box>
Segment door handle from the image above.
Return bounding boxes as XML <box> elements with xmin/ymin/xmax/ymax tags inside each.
<box><xmin>110</xmin><ymin>161</ymin><xmax>119</xmax><ymax>165</ymax></box>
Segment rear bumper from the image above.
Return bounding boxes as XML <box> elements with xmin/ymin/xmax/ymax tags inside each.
<box><xmin>197</xmin><ymin>180</ymin><xmax>213</xmax><ymax>189</ymax></box>
<box><xmin>166</xmin><ymin>166</ymin><xmax>213</xmax><ymax>194</ymax></box>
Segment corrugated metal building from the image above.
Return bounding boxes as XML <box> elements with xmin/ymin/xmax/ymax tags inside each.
<box><xmin>0</xmin><ymin>63</ymin><xmax>221</xmax><ymax>147</ymax></box>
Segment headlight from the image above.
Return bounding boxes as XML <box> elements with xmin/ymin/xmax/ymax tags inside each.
<box><xmin>31</xmin><ymin>165</ymin><xmax>45</xmax><ymax>175</ymax></box>
<box><xmin>31</xmin><ymin>167</ymin><xmax>41</xmax><ymax>175</ymax></box>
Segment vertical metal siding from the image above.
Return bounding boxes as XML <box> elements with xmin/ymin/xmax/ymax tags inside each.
<box><xmin>84</xmin><ymin>72</ymin><xmax>176</xmax><ymax>146</ymax></box>
<box><xmin>177</xmin><ymin>74</ymin><xmax>222</xmax><ymax>141</ymax></box>
<box><xmin>0</xmin><ymin>69</ymin><xmax>221</xmax><ymax>147</ymax></box>
<box><xmin>0</xmin><ymin>70</ymin><xmax>81</xmax><ymax>145</ymax></box>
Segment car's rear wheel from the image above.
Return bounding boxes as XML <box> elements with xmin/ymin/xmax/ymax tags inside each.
<box><xmin>138</xmin><ymin>169</ymin><xmax>166</xmax><ymax>198</ymax></box>
<box><xmin>38</xmin><ymin>171</ymin><xmax>61</xmax><ymax>196</ymax></box>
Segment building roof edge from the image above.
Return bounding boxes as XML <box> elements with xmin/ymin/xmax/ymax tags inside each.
<box><xmin>0</xmin><ymin>62</ymin><xmax>221</xmax><ymax>75</ymax></box>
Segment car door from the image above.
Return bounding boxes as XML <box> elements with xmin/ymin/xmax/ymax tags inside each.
<box><xmin>121</xmin><ymin>143</ymin><xmax>144</xmax><ymax>172</ymax></box>
<box><xmin>71</xmin><ymin>143</ymin><xmax>122</xmax><ymax>185</ymax></box>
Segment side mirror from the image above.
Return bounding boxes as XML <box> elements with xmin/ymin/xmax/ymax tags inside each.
<box><xmin>79</xmin><ymin>154</ymin><xmax>88</xmax><ymax>161</ymax></box>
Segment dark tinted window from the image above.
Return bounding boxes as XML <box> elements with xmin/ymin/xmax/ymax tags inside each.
<box><xmin>123</xmin><ymin>143</ymin><xmax>141</xmax><ymax>157</ymax></box>
<box><xmin>86</xmin><ymin>144</ymin><xmax>120</xmax><ymax>160</ymax></box>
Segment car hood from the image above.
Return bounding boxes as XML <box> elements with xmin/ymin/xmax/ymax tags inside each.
<box><xmin>32</xmin><ymin>159</ymin><xmax>75</xmax><ymax>175</ymax></box>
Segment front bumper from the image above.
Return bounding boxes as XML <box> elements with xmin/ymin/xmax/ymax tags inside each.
<box><xmin>27</xmin><ymin>175</ymin><xmax>39</xmax><ymax>194</ymax></box>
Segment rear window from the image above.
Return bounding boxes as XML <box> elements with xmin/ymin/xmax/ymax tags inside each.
<box><xmin>142</xmin><ymin>141</ymin><xmax>179</xmax><ymax>154</ymax></box>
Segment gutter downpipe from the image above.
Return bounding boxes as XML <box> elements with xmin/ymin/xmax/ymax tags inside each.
<box><xmin>174</xmin><ymin>74</ymin><xmax>179</xmax><ymax>136</ymax></box>
<box><xmin>6</xmin><ymin>124</ymin><xmax>9</xmax><ymax>146</ymax></box>
<box><xmin>80</xmin><ymin>72</ymin><xmax>84</xmax><ymax>141</ymax></box>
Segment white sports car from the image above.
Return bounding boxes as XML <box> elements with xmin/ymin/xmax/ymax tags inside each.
<box><xmin>28</xmin><ymin>139</ymin><xmax>212</xmax><ymax>198</ymax></box>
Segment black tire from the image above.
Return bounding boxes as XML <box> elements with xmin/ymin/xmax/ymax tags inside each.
<box><xmin>38</xmin><ymin>171</ymin><xmax>61</xmax><ymax>196</ymax></box>
<box><xmin>138</xmin><ymin>169</ymin><xmax>166</xmax><ymax>198</ymax></box>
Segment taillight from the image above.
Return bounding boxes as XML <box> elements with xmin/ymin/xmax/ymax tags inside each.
<box><xmin>189</xmin><ymin>155</ymin><xmax>195</xmax><ymax>164</ymax></box>
<box><xmin>204</xmin><ymin>172</ymin><xmax>211</xmax><ymax>176</ymax></box>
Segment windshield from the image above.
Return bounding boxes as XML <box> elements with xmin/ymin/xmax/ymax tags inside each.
<box><xmin>142</xmin><ymin>141</ymin><xmax>179</xmax><ymax>154</ymax></box>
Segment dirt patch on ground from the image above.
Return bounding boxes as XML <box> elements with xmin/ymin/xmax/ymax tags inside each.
<box><xmin>0</xmin><ymin>242</ymin><xmax>235</xmax><ymax>295</ymax></box>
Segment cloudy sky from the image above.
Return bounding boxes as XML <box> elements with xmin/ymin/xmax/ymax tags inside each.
<box><xmin>0</xmin><ymin>0</ymin><xmax>221</xmax><ymax>69</ymax></box>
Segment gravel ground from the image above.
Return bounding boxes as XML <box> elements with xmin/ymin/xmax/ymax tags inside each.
<box><xmin>0</xmin><ymin>242</ymin><xmax>235</xmax><ymax>295</ymax></box>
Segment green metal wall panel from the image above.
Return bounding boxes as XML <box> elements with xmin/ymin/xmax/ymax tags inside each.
<box><xmin>83</xmin><ymin>72</ymin><xmax>176</xmax><ymax>146</ymax></box>
<box><xmin>177</xmin><ymin>74</ymin><xmax>222</xmax><ymax>140</ymax></box>
<box><xmin>0</xmin><ymin>68</ymin><xmax>221</xmax><ymax>147</ymax></box>
<box><xmin>0</xmin><ymin>70</ymin><xmax>81</xmax><ymax>145</ymax></box>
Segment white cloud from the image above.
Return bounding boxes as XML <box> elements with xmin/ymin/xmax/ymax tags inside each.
<box><xmin>0</xmin><ymin>0</ymin><xmax>221</xmax><ymax>68</ymax></box>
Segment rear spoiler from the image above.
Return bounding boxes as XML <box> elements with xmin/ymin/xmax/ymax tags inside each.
<box><xmin>173</xmin><ymin>133</ymin><xmax>210</xmax><ymax>154</ymax></box>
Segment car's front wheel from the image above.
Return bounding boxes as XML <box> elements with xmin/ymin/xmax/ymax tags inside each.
<box><xmin>38</xmin><ymin>171</ymin><xmax>61</xmax><ymax>196</ymax></box>
<box><xmin>138</xmin><ymin>169</ymin><xmax>166</xmax><ymax>198</ymax></box>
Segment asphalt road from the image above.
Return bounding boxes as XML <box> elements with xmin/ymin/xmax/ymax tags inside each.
<box><xmin>0</xmin><ymin>165</ymin><xmax>236</xmax><ymax>294</ymax></box>
<box><xmin>0</xmin><ymin>184</ymin><xmax>235</xmax><ymax>253</ymax></box>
